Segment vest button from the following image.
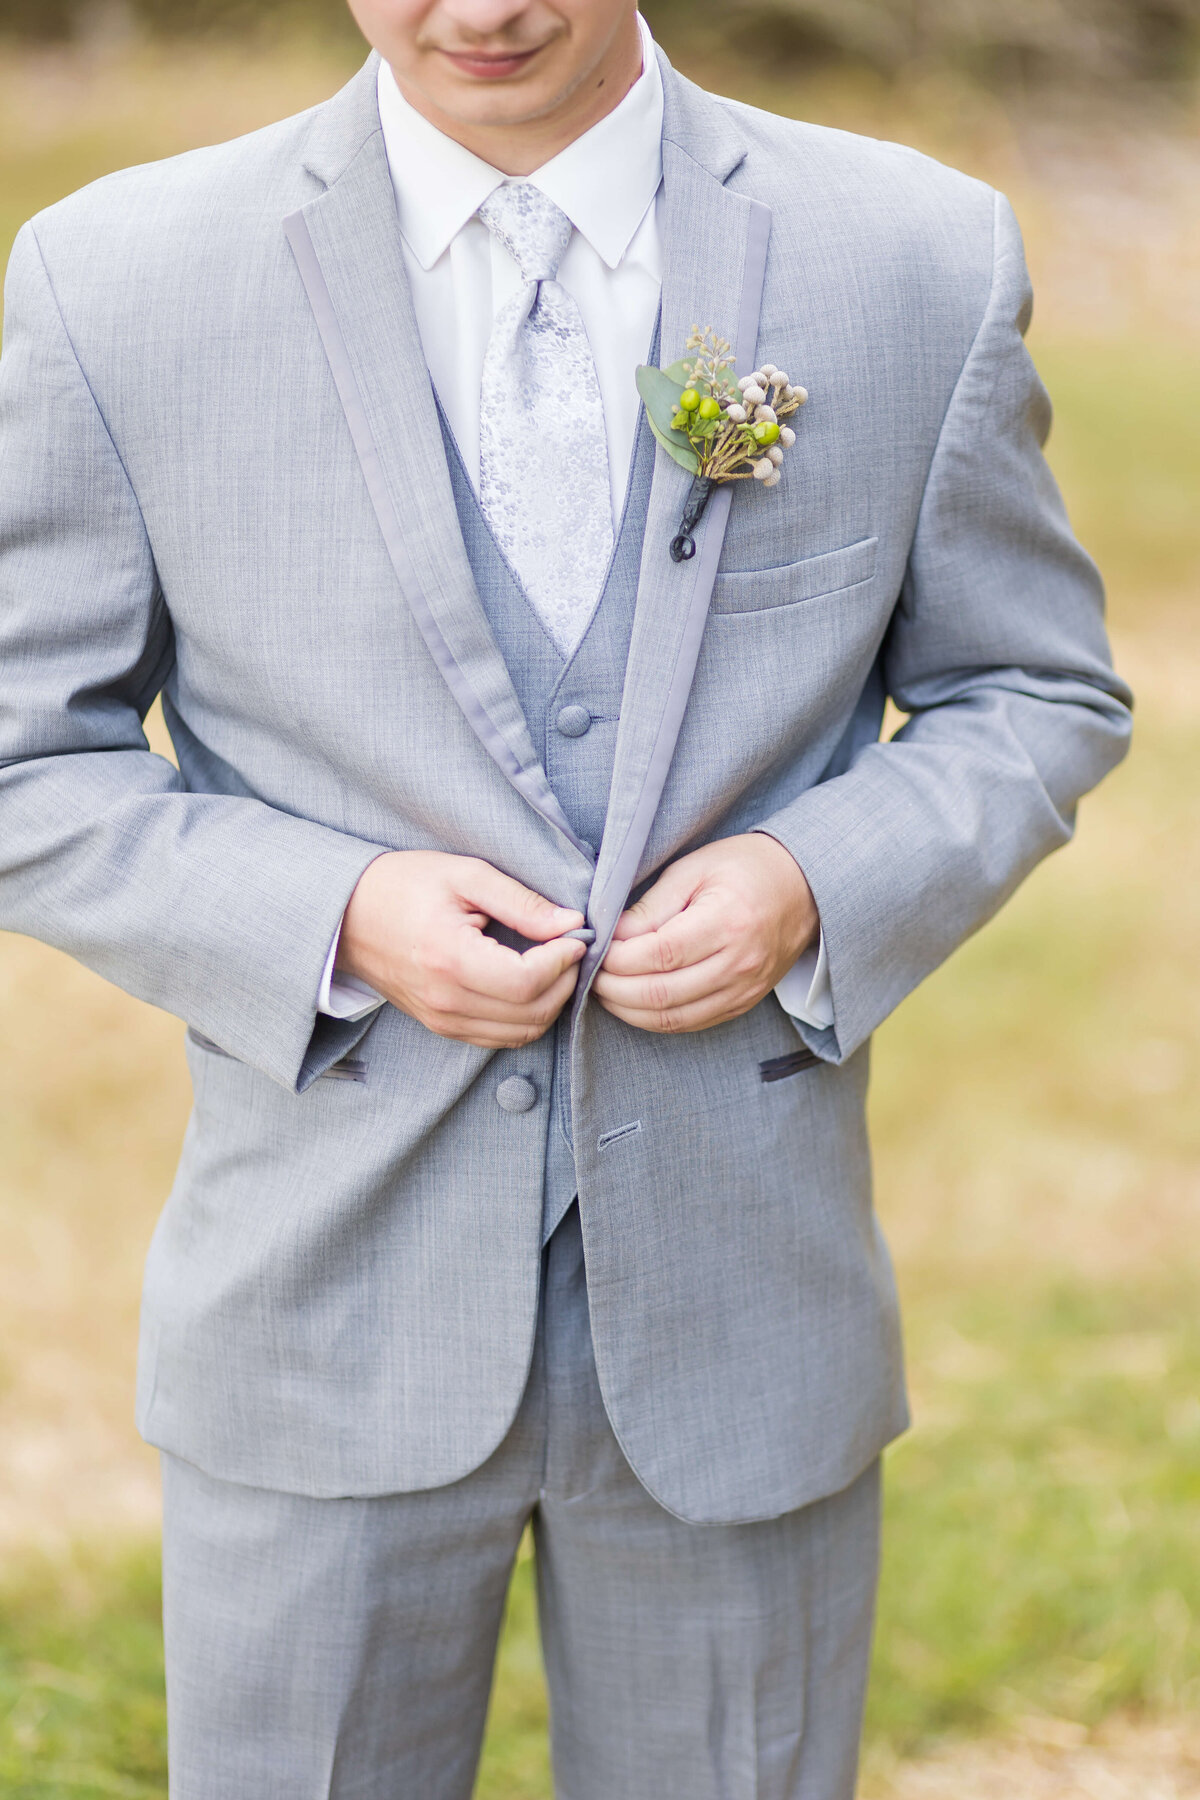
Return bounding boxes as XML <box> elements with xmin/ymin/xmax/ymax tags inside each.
<box><xmin>496</xmin><ymin>1076</ymin><xmax>538</xmax><ymax>1114</ymax></box>
<box><xmin>555</xmin><ymin>704</ymin><xmax>592</xmax><ymax>739</ymax></box>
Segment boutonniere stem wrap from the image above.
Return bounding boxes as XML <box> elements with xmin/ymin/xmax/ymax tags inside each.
<box><xmin>636</xmin><ymin>327</ymin><xmax>808</xmax><ymax>562</ymax></box>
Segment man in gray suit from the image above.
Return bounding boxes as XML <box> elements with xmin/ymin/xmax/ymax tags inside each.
<box><xmin>0</xmin><ymin>0</ymin><xmax>1130</xmax><ymax>1792</ymax></box>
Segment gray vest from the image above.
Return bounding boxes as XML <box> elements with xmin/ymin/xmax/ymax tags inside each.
<box><xmin>439</xmin><ymin>408</ymin><xmax>656</xmax><ymax>1239</ymax></box>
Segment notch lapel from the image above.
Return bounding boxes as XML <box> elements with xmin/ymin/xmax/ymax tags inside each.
<box><xmin>578</xmin><ymin>63</ymin><xmax>772</xmax><ymax>995</ymax></box>
<box><xmin>284</xmin><ymin>64</ymin><xmax>592</xmax><ymax>863</ymax></box>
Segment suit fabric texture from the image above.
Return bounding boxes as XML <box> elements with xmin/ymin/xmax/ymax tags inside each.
<box><xmin>0</xmin><ymin>51</ymin><xmax>1131</xmax><ymax>1524</ymax></box>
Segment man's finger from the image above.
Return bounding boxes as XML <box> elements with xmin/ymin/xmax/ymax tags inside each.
<box><xmin>463</xmin><ymin>860</ymin><xmax>584</xmax><ymax>944</ymax></box>
<box><xmin>592</xmin><ymin>949</ymin><xmax>732</xmax><ymax>1016</ymax></box>
<box><xmin>600</xmin><ymin>893</ymin><xmax>726</xmax><ymax>977</ymax></box>
<box><xmin>454</xmin><ymin>924</ymin><xmax>586</xmax><ymax>1005</ymax></box>
<box><xmin>609</xmin><ymin>857</ymin><xmax>702</xmax><ymax>941</ymax></box>
<box><xmin>424</xmin><ymin>959</ymin><xmax>584</xmax><ymax>1040</ymax></box>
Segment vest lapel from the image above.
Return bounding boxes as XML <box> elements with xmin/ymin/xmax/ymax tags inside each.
<box><xmin>284</xmin><ymin>62</ymin><xmax>592</xmax><ymax>864</ymax></box>
<box><xmin>578</xmin><ymin>60</ymin><xmax>772</xmax><ymax>993</ymax></box>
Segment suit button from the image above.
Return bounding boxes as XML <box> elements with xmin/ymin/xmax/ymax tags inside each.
<box><xmin>555</xmin><ymin>704</ymin><xmax>592</xmax><ymax>739</ymax></box>
<box><xmin>496</xmin><ymin>1076</ymin><xmax>538</xmax><ymax>1114</ymax></box>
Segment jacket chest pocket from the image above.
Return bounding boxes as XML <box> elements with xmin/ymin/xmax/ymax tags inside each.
<box><xmin>712</xmin><ymin>537</ymin><xmax>877</xmax><ymax>616</ymax></box>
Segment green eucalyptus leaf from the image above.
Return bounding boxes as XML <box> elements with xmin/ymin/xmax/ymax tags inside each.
<box><xmin>636</xmin><ymin>362</ymin><xmax>685</xmax><ymax>424</ymax></box>
<box><xmin>646</xmin><ymin>413</ymin><xmax>701</xmax><ymax>474</ymax></box>
<box><xmin>636</xmin><ymin>365</ymin><xmax>700</xmax><ymax>473</ymax></box>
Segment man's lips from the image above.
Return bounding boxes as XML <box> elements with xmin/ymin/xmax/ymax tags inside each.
<box><xmin>439</xmin><ymin>46</ymin><xmax>545</xmax><ymax>79</ymax></box>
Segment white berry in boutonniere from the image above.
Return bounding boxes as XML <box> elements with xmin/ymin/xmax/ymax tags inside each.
<box><xmin>636</xmin><ymin>326</ymin><xmax>808</xmax><ymax>561</ymax></box>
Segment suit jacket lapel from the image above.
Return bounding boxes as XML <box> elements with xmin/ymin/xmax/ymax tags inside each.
<box><xmin>284</xmin><ymin>59</ymin><xmax>592</xmax><ymax>862</ymax></box>
<box><xmin>579</xmin><ymin>59</ymin><xmax>772</xmax><ymax>991</ymax></box>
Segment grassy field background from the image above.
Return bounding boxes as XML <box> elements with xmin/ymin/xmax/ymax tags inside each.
<box><xmin>0</xmin><ymin>33</ymin><xmax>1198</xmax><ymax>1799</ymax></box>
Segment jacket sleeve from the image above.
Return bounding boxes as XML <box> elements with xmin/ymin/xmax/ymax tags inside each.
<box><xmin>755</xmin><ymin>191</ymin><xmax>1133</xmax><ymax>1064</ymax></box>
<box><xmin>0</xmin><ymin>222</ymin><xmax>385</xmax><ymax>1091</ymax></box>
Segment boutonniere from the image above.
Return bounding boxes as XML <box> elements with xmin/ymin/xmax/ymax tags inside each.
<box><xmin>636</xmin><ymin>326</ymin><xmax>808</xmax><ymax>562</ymax></box>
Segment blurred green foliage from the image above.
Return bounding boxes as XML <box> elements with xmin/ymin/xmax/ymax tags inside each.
<box><xmin>0</xmin><ymin>0</ymin><xmax>362</xmax><ymax>45</ymax></box>
<box><xmin>872</xmin><ymin>1285</ymin><xmax>1200</xmax><ymax>1745</ymax></box>
<box><xmin>648</xmin><ymin>0</ymin><xmax>1200</xmax><ymax>87</ymax></box>
<box><xmin>1032</xmin><ymin>343</ymin><xmax>1200</xmax><ymax>623</ymax></box>
<box><xmin>2</xmin><ymin>0</ymin><xmax>1199</xmax><ymax>90</ymax></box>
<box><xmin>0</xmin><ymin>1545</ymin><xmax>165</xmax><ymax>1798</ymax></box>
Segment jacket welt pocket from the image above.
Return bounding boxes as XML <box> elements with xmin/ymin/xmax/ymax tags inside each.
<box><xmin>186</xmin><ymin>1027</ymin><xmax>366</xmax><ymax>1084</ymax></box>
<box><xmin>712</xmin><ymin>536</ymin><xmax>878</xmax><ymax>615</ymax></box>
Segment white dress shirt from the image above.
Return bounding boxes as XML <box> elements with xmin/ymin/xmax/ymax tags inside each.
<box><xmin>320</xmin><ymin>18</ymin><xmax>833</xmax><ymax>1030</ymax></box>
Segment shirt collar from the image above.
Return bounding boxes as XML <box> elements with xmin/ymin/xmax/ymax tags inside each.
<box><xmin>377</xmin><ymin>13</ymin><xmax>663</xmax><ymax>274</ymax></box>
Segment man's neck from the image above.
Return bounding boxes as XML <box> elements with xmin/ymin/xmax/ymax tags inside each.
<box><xmin>387</xmin><ymin>19</ymin><xmax>644</xmax><ymax>177</ymax></box>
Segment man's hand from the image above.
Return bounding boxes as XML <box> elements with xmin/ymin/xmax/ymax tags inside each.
<box><xmin>338</xmin><ymin>851</ymin><xmax>587</xmax><ymax>1048</ymax></box>
<box><xmin>592</xmin><ymin>834</ymin><xmax>818</xmax><ymax>1035</ymax></box>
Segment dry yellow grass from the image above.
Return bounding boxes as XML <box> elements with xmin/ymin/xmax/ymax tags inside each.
<box><xmin>864</xmin><ymin>1715</ymin><xmax>1200</xmax><ymax>1798</ymax></box>
<box><xmin>878</xmin><ymin>615</ymin><xmax>1199</xmax><ymax>1295</ymax></box>
<box><xmin>0</xmin><ymin>942</ymin><xmax>182</xmax><ymax>1557</ymax></box>
<box><xmin>0</xmin><ymin>703</ymin><xmax>188</xmax><ymax>1557</ymax></box>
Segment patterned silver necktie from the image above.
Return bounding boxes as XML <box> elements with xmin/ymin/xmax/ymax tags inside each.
<box><xmin>477</xmin><ymin>183</ymin><xmax>614</xmax><ymax>657</ymax></box>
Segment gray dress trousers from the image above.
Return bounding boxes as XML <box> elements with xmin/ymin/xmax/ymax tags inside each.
<box><xmin>161</xmin><ymin>1203</ymin><xmax>881</xmax><ymax>1800</ymax></box>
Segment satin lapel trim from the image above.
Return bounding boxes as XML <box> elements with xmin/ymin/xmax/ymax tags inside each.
<box><xmin>284</xmin><ymin>157</ymin><xmax>591</xmax><ymax>862</ymax></box>
<box><xmin>577</xmin><ymin>155</ymin><xmax>772</xmax><ymax>994</ymax></box>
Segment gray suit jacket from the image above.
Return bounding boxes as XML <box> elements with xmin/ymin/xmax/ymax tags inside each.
<box><xmin>0</xmin><ymin>51</ymin><xmax>1130</xmax><ymax>1521</ymax></box>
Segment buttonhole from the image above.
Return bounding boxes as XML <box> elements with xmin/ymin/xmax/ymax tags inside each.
<box><xmin>598</xmin><ymin>1120</ymin><xmax>642</xmax><ymax>1151</ymax></box>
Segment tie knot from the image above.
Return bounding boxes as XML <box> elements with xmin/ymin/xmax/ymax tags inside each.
<box><xmin>477</xmin><ymin>183</ymin><xmax>573</xmax><ymax>285</ymax></box>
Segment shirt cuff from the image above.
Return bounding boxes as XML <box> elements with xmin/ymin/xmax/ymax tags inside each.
<box><xmin>317</xmin><ymin>916</ymin><xmax>386</xmax><ymax>1022</ymax></box>
<box><xmin>773</xmin><ymin>929</ymin><xmax>833</xmax><ymax>1030</ymax></box>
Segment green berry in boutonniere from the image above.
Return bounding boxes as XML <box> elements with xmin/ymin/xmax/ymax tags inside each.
<box><xmin>636</xmin><ymin>325</ymin><xmax>808</xmax><ymax>562</ymax></box>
